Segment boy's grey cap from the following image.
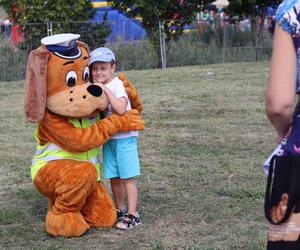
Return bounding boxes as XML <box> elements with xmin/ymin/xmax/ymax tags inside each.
<box><xmin>89</xmin><ymin>47</ymin><xmax>115</xmax><ymax>65</ymax></box>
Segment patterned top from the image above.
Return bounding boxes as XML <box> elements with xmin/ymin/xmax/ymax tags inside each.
<box><xmin>276</xmin><ymin>0</ymin><xmax>300</xmax><ymax>36</ymax></box>
<box><xmin>276</xmin><ymin>0</ymin><xmax>300</xmax><ymax>92</ymax></box>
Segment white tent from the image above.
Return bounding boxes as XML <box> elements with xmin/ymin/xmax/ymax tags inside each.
<box><xmin>212</xmin><ymin>0</ymin><xmax>229</xmax><ymax>8</ymax></box>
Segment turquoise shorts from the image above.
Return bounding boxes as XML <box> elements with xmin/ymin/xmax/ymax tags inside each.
<box><xmin>103</xmin><ymin>136</ymin><xmax>140</xmax><ymax>179</ymax></box>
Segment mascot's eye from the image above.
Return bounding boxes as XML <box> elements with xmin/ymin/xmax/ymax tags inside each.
<box><xmin>83</xmin><ymin>66</ymin><xmax>89</xmax><ymax>83</ymax></box>
<box><xmin>65</xmin><ymin>71</ymin><xmax>77</xmax><ymax>87</ymax></box>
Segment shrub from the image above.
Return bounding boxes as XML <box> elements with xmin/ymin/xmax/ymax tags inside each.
<box><xmin>0</xmin><ymin>38</ymin><xmax>28</xmax><ymax>81</ymax></box>
<box><xmin>106</xmin><ymin>38</ymin><xmax>158</xmax><ymax>71</ymax></box>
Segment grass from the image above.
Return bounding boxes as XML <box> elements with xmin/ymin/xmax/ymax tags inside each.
<box><xmin>0</xmin><ymin>61</ymin><xmax>274</xmax><ymax>249</ymax></box>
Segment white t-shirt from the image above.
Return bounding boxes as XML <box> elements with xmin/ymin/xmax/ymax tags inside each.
<box><xmin>105</xmin><ymin>76</ymin><xmax>138</xmax><ymax>139</ymax></box>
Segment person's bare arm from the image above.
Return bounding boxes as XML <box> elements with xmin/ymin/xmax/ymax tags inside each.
<box><xmin>265</xmin><ymin>23</ymin><xmax>297</xmax><ymax>139</ymax></box>
<box><xmin>96</xmin><ymin>82</ymin><xmax>127</xmax><ymax>115</ymax></box>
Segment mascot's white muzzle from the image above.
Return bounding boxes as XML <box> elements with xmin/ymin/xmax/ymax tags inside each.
<box><xmin>47</xmin><ymin>83</ymin><xmax>109</xmax><ymax>117</ymax></box>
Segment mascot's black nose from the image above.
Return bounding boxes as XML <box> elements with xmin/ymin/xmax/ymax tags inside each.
<box><xmin>87</xmin><ymin>85</ymin><xmax>103</xmax><ymax>97</ymax></box>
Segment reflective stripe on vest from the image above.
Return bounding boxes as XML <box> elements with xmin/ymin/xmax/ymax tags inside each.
<box><xmin>31</xmin><ymin>114</ymin><xmax>102</xmax><ymax>181</ymax></box>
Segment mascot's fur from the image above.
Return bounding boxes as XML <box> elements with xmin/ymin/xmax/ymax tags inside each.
<box><xmin>24</xmin><ymin>40</ymin><xmax>144</xmax><ymax>237</ymax></box>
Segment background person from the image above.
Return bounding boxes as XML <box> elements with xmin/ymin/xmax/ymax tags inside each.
<box><xmin>265</xmin><ymin>0</ymin><xmax>300</xmax><ymax>247</ymax></box>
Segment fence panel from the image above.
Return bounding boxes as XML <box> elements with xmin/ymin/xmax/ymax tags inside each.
<box><xmin>0</xmin><ymin>23</ymin><xmax>47</xmax><ymax>81</ymax></box>
<box><xmin>49</xmin><ymin>20</ymin><xmax>159</xmax><ymax>71</ymax></box>
<box><xmin>163</xmin><ymin>18</ymin><xmax>273</xmax><ymax>68</ymax></box>
<box><xmin>0</xmin><ymin>18</ymin><xmax>274</xmax><ymax>81</ymax></box>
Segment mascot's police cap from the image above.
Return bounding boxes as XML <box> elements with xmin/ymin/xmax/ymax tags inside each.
<box><xmin>41</xmin><ymin>33</ymin><xmax>81</xmax><ymax>59</ymax></box>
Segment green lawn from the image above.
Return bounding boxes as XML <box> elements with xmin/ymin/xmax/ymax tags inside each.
<box><xmin>0</xmin><ymin>62</ymin><xmax>274</xmax><ymax>249</ymax></box>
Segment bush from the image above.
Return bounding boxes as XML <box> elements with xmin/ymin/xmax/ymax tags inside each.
<box><xmin>0</xmin><ymin>38</ymin><xmax>28</xmax><ymax>81</ymax></box>
<box><xmin>106</xmin><ymin>38</ymin><xmax>158</xmax><ymax>71</ymax></box>
<box><xmin>165</xmin><ymin>24</ymin><xmax>273</xmax><ymax>67</ymax></box>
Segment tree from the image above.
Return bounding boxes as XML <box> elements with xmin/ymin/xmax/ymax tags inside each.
<box><xmin>0</xmin><ymin>0</ymin><xmax>94</xmax><ymax>23</ymax></box>
<box><xmin>112</xmin><ymin>0</ymin><xmax>209</xmax><ymax>67</ymax></box>
<box><xmin>227</xmin><ymin>0</ymin><xmax>281</xmax><ymax>61</ymax></box>
<box><xmin>0</xmin><ymin>0</ymin><xmax>111</xmax><ymax>50</ymax></box>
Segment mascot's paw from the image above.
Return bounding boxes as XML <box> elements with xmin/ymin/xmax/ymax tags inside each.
<box><xmin>46</xmin><ymin>210</ymin><xmax>89</xmax><ymax>237</ymax></box>
<box><xmin>109</xmin><ymin>109</ymin><xmax>145</xmax><ymax>132</ymax></box>
<box><xmin>118</xmin><ymin>73</ymin><xmax>142</xmax><ymax>113</ymax></box>
<box><xmin>124</xmin><ymin>109</ymin><xmax>145</xmax><ymax>131</ymax></box>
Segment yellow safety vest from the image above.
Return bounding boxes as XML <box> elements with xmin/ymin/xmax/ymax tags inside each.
<box><xmin>31</xmin><ymin>114</ymin><xmax>101</xmax><ymax>181</ymax></box>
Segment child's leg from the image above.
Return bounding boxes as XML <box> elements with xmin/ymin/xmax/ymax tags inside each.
<box><xmin>115</xmin><ymin>137</ymin><xmax>140</xmax><ymax>215</ymax></box>
<box><xmin>114</xmin><ymin>137</ymin><xmax>141</xmax><ymax>229</ymax></box>
<box><xmin>103</xmin><ymin>140</ymin><xmax>125</xmax><ymax>214</ymax></box>
<box><xmin>110</xmin><ymin>177</ymin><xmax>126</xmax><ymax>211</ymax></box>
<box><xmin>115</xmin><ymin>177</ymin><xmax>141</xmax><ymax>230</ymax></box>
<box><xmin>123</xmin><ymin>177</ymin><xmax>138</xmax><ymax>215</ymax></box>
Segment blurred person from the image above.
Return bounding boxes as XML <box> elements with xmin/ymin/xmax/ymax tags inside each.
<box><xmin>265</xmin><ymin>0</ymin><xmax>300</xmax><ymax>248</ymax></box>
<box><xmin>0</xmin><ymin>17</ymin><xmax>4</xmax><ymax>35</ymax></box>
<box><xmin>3</xmin><ymin>18</ymin><xmax>11</xmax><ymax>38</ymax></box>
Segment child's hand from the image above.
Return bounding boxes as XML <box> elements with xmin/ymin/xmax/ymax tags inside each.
<box><xmin>94</xmin><ymin>82</ymin><xmax>109</xmax><ymax>94</ymax></box>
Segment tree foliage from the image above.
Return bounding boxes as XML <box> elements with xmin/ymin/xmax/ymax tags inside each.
<box><xmin>227</xmin><ymin>0</ymin><xmax>281</xmax><ymax>17</ymax></box>
<box><xmin>112</xmin><ymin>0</ymin><xmax>209</xmax><ymax>66</ymax></box>
<box><xmin>227</xmin><ymin>0</ymin><xmax>281</xmax><ymax>61</ymax></box>
<box><xmin>0</xmin><ymin>0</ymin><xmax>94</xmax><ymax>23</ymax></box>
<box><xmin>0</xmin><ymin>0</ymin><xmax>111</xmax><ymax>50</ymax></box>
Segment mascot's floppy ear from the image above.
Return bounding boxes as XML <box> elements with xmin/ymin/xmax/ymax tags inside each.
<box><xmin>77</xmin><ymin>40</ymin><xmax>90</xmax><ymax>53</ymax></box>
<box><xmin>24</xmin><ymin>46</ymin><xmax>51</xmax><ymax>122</ymax></box>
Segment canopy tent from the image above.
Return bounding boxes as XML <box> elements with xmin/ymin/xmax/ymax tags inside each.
<box><xmin>211</xmin><ymin>0</ymin><xmax>229</xmax><ymax>8</ymax></box>
<box><xmin>91</xmin><ymin>0</ymin><xmax>146</xmax><ymax>41</ymax></box>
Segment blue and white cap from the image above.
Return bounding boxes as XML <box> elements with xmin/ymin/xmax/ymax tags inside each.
<box><xmin>41</xmin><ymin>33</ymin><xmax>81</xmax><ymax>59</ymax></box>
<box><xmin>89</xmin><ymin>47</ymin><xmax>116</xmax><ymax>65</ymax></box>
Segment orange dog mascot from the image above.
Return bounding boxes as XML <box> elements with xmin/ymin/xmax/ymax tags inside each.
<box><xmin>24</xmin><ymin>34</ymin><xmax>144</xmax><ymax>237</ymax></box>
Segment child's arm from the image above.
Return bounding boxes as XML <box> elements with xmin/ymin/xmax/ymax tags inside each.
<box><xmin>96</xmin><ymin>82</ymin><xmax>127</xmax><ymax>115</ymax></box>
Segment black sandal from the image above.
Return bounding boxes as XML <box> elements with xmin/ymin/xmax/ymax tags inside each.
<box><xmin>115</xmin><ymin>213</ymin><xmax>141</xmax><ymax>230</ymax></box>
<box><xmin>116</xmin><ymin>209</ymin><xmax>127</xmax><ymax>221</ymax></box>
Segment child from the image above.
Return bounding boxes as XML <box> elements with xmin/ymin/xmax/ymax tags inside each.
<box><xmin>89</xmin><ymin>47</ymin><xmax>142</xmax><ymax>230</ymax></box>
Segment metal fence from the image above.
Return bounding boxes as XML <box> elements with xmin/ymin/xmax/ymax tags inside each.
<box><xmin>0</xmin><ymin>18</ymin><xmax>274</xmax><ymax>81</ymax></box>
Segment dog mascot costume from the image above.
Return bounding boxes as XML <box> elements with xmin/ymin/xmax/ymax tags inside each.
<box><xmin>24</xmin><ymin>33</ymin><xmax>144</xmax><ymax>237</ymax></box>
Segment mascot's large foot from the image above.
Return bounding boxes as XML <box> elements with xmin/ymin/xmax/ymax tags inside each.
<box><xmin>46</xmin><ymin>210</ymin><xmax>89</xmax><ymax>237</ymax></box>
